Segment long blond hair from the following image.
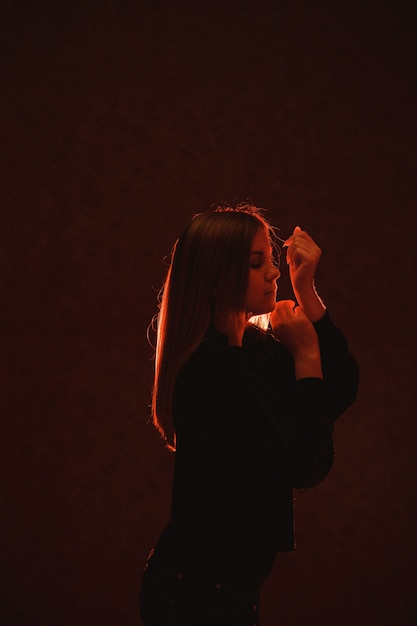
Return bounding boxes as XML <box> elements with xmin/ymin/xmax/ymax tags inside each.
<box><xmin>151</xmin><ymin>204</ymin><xmax>276</xmax><ymax>450</ymax></box>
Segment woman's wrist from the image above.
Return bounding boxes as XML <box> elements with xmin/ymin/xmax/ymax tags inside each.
<box><xmin>293</xmin><ymin>281</ymin><xmax>326</xmax><ymax>323</ymax></box>
<box><xmin>294</xmin><ymin>352</ymin><xmax>323</xmax><ymax>380</ymax></box>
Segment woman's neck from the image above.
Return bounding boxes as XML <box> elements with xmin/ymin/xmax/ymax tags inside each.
<box><xmin>213</xmin><ymin>313</ymin><xmax>248</xmax><ymax>347</ymax></box>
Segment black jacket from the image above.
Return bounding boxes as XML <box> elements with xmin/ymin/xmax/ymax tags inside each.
<box><xmin>150</xmin><ymin>313</ymin><xmax>359</xmax><ymax>585</ymax></box>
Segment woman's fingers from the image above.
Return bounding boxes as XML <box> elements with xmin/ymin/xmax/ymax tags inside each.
<box><xmin>282</xmin><ymin>228</ymin><xmax>321</xmax><ymax>294</ymax></box>
<box><xmin>284</xmin><ymin>229</ymin><xmax>320</xmax><ymax>268</ymax></box>
<box><xmin>273</xmin><ymin>299</ymin><xmax>296</xmax><ymax>319</ymax></box>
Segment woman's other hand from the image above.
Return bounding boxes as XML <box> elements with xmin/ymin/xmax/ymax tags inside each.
<box><xmin>270</xmin><ymin>300</ymin><xmax>323</xmax><ymax>379</ymax></box>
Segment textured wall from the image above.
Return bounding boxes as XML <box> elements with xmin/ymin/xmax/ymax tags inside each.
<box><xmin>2</xmin><ymin>1</ymin><xmax>416</xmax><ymax>625</ymax></box>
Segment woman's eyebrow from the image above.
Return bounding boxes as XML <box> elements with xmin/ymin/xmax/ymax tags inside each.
<box><xmin>250</xmin><ymin>247</ymin><xmax>273</xmax><ymax>256</ymax></box>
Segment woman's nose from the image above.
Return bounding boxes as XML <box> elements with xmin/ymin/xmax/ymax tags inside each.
<box><xmin>267</xmin><ymin>266</ymin><xmax>281</xmax><ymax>281</ymax></box>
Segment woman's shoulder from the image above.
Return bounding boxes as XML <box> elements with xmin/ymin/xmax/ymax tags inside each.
<box><xmin>190</xmin><ymin>324</ymin><xmax>280</xmax><ymax>361</ymax></box>
<box><xmin>174</xmin><ymin>334</ymin><xmax>239</xmax><ymax>409</ymax></box>
<box><xmin>181</xmin><ymin>324</ymin><xmax>280</xmax><ymax>380</ymax></box>
<box><xmin>183</xmin><ymin>331</ymin><xmax>238</xmax><ymax>373</ymax></box>
<box><xmin>176</xmin><ymin>329</ymin><xmax>246</xmax><ymax>389</ymax></box>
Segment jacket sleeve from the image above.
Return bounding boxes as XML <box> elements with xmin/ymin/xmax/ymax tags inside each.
<box><xmin>248</xmin><ymin>370</ymin><xmax>335</xmax><ymax>489</ymax></box>
<box><xmin>252</xmin><ymin>314</ymin><xmax>358</xmax><ymax>489</ymax></box>
<box><xmin>313</xmin><ymin>312</ymin><xmax>360</xmax><ymax>422</ymax></box>
<box><xmin>278</xmin><ymin>313</ymin><xmax>359</xmax><ymax>488</ymax></box>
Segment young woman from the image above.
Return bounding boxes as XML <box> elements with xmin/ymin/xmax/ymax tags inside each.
<box><xmin>140</xmin><ymin>205</ymin><xmax>359</xmax><ymax>626</ymax></box>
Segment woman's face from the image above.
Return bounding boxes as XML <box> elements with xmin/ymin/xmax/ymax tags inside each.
<box><xmin>245</xmin><ymin>228</ymin><xmax>280</xmax><ymax>316</ymax></box>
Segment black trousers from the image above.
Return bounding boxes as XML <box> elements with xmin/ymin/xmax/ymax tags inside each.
<box><xmin>139</xmin><ymin>567</ymin><xmax>260</xmax><ymax>626</ymax></box>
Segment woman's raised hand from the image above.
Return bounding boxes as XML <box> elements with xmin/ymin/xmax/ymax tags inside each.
<box><xmin>283</xmin><ymin>227</ymin><xmax>326</xmax><ymax>323</ymax></box>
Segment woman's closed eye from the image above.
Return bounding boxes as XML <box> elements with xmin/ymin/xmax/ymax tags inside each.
<box><xmin>250</xmin><ymin>254</ymin><xmax>278</xmax><ymax>270</ymax></box>
<box><xmin>250</xmin><ymin>251</ymin><xmax>266</xmax><ymax>268</ymax></box>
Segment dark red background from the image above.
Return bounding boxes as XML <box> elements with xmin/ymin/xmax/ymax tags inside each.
<box><xmin>2</xmin><ymin>2</ymin><xmax>416</xmax><ymax>625</ymax></box>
